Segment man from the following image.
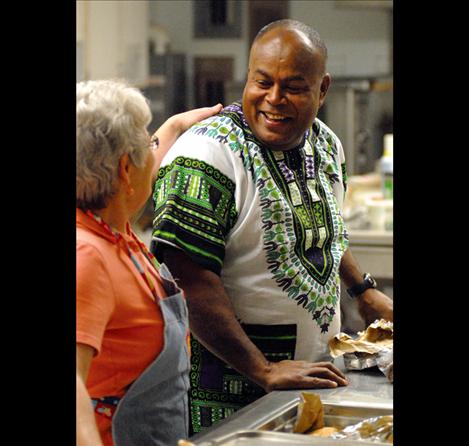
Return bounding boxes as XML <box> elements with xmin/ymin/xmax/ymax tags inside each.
<box><xmin>151</xmin><ymin>19</ymin><xmax>393</xmax><ymax>434</ymax></box>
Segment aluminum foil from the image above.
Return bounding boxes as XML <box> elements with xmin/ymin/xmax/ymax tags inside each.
<box><xmin>376</xmin><ymin>348</ymin><xmax>393</xmax><ymax>382</ymax></box>
<box><xmin>331</xmin><ymin>415</ymin><xmax>393</xmax><ymax>443</ymax></box>
<box><xmin>343</xmin><ymin>352</ymin><xmax>379</xmax><ymax>370</ymax></box>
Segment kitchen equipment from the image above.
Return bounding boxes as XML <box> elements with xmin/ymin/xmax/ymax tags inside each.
<box><xmin>194</xmin><ymin>397</ymin><xmax>392</xmax><ymax>445</ymax></box>
<box><xmin>195</xmin><ymin>430</ymin><xmax>390</xmax><ymax>445</ymax></box>
<box><xmin>365</xmin><ymin>196</ymin><xmax>393</xmax><ymax>231</ymax></box>
<box><xmin>380</xmin><ymin>134</ymin><xmax>393</xmax><ymax>199</ymax></box>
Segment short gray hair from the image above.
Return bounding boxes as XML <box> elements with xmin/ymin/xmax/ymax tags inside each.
<box><xmin>76</xmin><ymin>79</ymin><xmax>152</xmax><ymax>210</ymax></box>
<box><xmin>253</xmin><ymin>19</ymin><xmax>327</xmax><ymax>59</ymax></box>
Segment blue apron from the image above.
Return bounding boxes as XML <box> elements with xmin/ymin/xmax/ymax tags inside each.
<box><xmin>111</xmin><ymin>263</ymin><xmax>190</xmax><ymax>446</ymax></box>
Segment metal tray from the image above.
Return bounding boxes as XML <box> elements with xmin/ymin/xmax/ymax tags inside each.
<box><xmin>195</xmin><ymin>430</ymin><xmax>389</xmax><ymax>445</ymax></box>
<box><xmin>257</xmin><ymin>398</ymin><xmax>392</xmax><ymax>433</ymax></box>
<box><xmin>195</xmin><ymin>397</ymin><xmax>393</xmax><ymax>445</ymax></box>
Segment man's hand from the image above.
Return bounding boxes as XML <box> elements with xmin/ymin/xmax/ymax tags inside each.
<box><xmin>357</xmin><ymin>288</ymin><xmax>393</xmax><ymax>326</ymax></box>
<box><xmin>258</xmin><ymin>360</ymin><xmax>349</xmax><ymax>392</ymax></box>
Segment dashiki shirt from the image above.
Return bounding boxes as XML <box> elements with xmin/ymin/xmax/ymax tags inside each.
<box><xmin>151</xmin><ymin>102</ymin><xmax>349</xmax><ymax>434</ymax></box>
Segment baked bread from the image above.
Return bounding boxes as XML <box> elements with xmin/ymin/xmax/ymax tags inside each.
<box><xmin>309</xmin><ymin>426</ymin><xmax>339</xmax><ymax>437</ymax></box>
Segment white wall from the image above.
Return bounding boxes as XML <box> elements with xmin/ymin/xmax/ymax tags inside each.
<box><xmin>77</xmin><ymin>1</ymin><xmax>392</xmax><ymax>102</ymax></box>
<box><xmin>76</xmin><ymin>0</ymin><xmax>149</xmax><ymax>85</ymax></box>
<box><xmin>149</xmin><ymin>0</ymin><xmax>249</xmax><ymax>107</ymax></box>
<box><xmin>148</xmin><ymin>0</ymin><xmax>391</xmax><ymax>106</ymax></box>
<box><xmin>289</xmin><ymin>0</ymin><xmax>392</xmax><ymax>76</ymax></box>
<box><xmin>149</xmin><ymin>0</ymin><xmax>248</xmax><ymax>80</ymax></box>
<box><xmin>76</xmin><ymin>0</ymin><xmax>86</xmax><ymax>81</ymax></box>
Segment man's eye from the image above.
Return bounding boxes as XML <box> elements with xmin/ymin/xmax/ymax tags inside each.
<box><xmin>287</xmin><ymin>85</ymin><xmax>304</xmax><ymax>92</ymax></box>
<box><xmin>256</xmin><ymin>80</ymin><xmax>270</xmax><ymax>87</ymax></box>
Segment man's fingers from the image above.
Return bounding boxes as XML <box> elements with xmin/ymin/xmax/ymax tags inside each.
<box><xmin>309</xmin><ymin>361</ymin><xmax>347</xmax><ymax>380</ymax></box>
<box><xmin>298</xmin><ymin>376</ymin><xmax>341</xmax><ymax>389</ymax></box>
<box><xmin>276</xmin><ymin>376</ymin><xmax>341</xmax><ymax>390</ymax></box>
<box><xmin>305</xmin><ymin>366</ymin><xmax>349</xmax><ymax>386</ymax></box>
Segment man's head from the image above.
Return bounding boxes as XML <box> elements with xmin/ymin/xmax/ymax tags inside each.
<box><xmin>242</xmin><ymin>20</ymin><xmax>330</xmax><ymax>151</ymax></box>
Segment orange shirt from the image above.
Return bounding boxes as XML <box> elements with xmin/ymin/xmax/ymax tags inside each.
<box><xmin>76</xmin><ymin>209</ymin><xmax>167</xmax><ymax>445</ymax></box>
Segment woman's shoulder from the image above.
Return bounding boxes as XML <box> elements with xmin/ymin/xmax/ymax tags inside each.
<box><xmin>76</xmin><ymin>222</ymin><xmax>119</xmax><ymax>273</ymax></box>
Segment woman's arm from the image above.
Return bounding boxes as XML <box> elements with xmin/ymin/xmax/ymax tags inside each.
<box><xmin>77</xmin><ymin>343</ymin><xmax>103</xmax><ymax>446</ymax></box>
<box><xmin>151</xmin><ymin>104</ymin><xmax>223</xmax><ymax>175</ymax></box>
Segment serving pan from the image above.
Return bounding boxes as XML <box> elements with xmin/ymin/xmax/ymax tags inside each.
<box><xmin>194</xmin><ymin>397</ymin><xmax>392</xmax><ymax>445</ymax></box>
<box><xmin>258</xmin><ymin>398</ymin><xmax>392</xmax><ymax>433</ymax></box>
<box><xmin>195</xmin><ymin>430</ymin><xmax>389</xmax><ymax>445</ymax></box>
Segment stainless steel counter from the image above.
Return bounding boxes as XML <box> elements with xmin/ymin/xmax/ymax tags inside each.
<box><xmin>190</xmin><ymin>357</ymin><xmax>392</xmax><ymax>444</ymax></box>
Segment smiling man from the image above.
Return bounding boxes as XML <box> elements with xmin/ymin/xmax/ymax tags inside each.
<box><xmin>151</xmin><ymin>20</ymin><xmax>393</xmax><ymax>435</ymax></box>
<box><xmin>243</xmin><ymin>23</ymin><xmax>329</xmax><ymax>151</ymax></box>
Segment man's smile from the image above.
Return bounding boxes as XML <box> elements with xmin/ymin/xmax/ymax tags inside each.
<box><xmin>259</xmin><ymin>111</ymin><xmax>293</xmax><ymax>125</ymax></box>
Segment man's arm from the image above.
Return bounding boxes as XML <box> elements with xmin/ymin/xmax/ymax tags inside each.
<box><xmin>339</xmin><ymin>248</ymin><xmax>393</xmax><ymax>326</ymax></box>
<box><xmin>163</xmin><ymin>247</ymin><xmax>348</xmax><ymax>391</ymax></box>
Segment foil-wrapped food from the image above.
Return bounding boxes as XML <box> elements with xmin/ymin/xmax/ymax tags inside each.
<box><xmin>376</xmin><ymin>348</ymin><xmax>393</xmax><ymax>383</ymax></box>
<box><xmin>294</xmin><ymin>392</ymin><xmax>393</xmax><ymax>442</ymax></box>
<box><xmin>329</xmin><ymin>319</ymin><xmax>393</xmax><ymax>381</ymax></box>
<box><xmin>331</xmin><ymin>414</ymin><xmax>393</xmax><ymax>443</ymax></box>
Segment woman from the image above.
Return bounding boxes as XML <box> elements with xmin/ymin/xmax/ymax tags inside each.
<box><xmin>76</xmin><ymin>79</ymin><xmax>222</xmax><ymax>446</ymax></box>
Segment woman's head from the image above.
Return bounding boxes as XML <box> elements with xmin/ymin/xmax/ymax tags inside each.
<box><xmin>76</xmin><ymin>79</ymin><xmax>152</xmax><ymax>210</ymax></box>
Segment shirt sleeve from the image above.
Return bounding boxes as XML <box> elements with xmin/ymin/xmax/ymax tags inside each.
<box><xmin>76</xmin><ymin>242</ymin><xmax>116</xmax><ymax>354</ymax></box>
<box><xmin>151</xmin><ymin>133</ymin><xmax>238</xmax><ymax>275</ymax></box>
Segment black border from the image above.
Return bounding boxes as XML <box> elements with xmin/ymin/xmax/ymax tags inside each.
<box><xmin>7</xmin><ymin>1</ymin><xmax>77</xmax><ymax>442</ymax></box>
<box><xmin>393</xmin><ymin>2</ymin><xmax>462</xmax><ymax>443</ymax></box>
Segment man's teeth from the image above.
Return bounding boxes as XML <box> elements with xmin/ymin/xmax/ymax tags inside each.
<box><xmin>263</xmin><ymin>112</ymin><xmax>288</xmax><ymax>121</ymax></box>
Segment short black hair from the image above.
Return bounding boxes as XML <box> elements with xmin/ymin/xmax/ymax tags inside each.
<box><xmin>253</xmin><ymin>19</ymin><xmax>327</xmax><ymax>59</ymax></box>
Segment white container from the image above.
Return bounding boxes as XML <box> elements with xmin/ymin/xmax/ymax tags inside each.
<box><xmin>366</xmin><ymin>197</ymin><xmax>393</xmax><ymax>231</ymax></box>
<box><xmin>381</xmin><ymin>134</ymin><xmax>393</xmax><ymax>199</ymax></box>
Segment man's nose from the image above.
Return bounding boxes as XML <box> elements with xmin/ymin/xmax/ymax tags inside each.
<box><xmin>266</xmin><ymin>85</ymin><xmax>286</xmax><ymax>105</ymax></box>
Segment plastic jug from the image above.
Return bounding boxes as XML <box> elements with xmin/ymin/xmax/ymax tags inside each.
<box><xmin>381</xmin><ymin>134</ymin><xmax>393</xmax><ymax>199</ymax></box>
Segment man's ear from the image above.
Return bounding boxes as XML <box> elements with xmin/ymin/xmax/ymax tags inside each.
<box><xmin>319</xmin><ymin>73</ymin><xmax>331</xmax><ymax>107</ymax></box>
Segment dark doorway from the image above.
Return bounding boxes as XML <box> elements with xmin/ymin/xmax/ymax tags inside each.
<box><xmin>194</xmin><ymin>57</ymin><xmax>234</xmax><ymax>107</ymax></box>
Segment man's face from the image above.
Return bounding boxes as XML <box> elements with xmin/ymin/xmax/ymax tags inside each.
<box><xmin>242</xmin><ymin>29</ymin><xmax>330</xmax><ymax>151</ymax></box>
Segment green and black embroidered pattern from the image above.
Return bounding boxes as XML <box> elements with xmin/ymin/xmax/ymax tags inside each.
<box><xmin>262</xmin><ymin>130</ymin><xmax>348</xmax><ymax>331</ymax></box>
<box><xmin>189</xmin><ymin>323</ymin><xmax>296</xmax><ymax>434</ymax></box>
<box><xmin>152</xmin><ymin>156</ymin><xmax>238</xmax><ymax>274</ymax></box>
<box><xmin>216</xmin><ymin>104</ymin><xmax>348</xmax><ymax>332</ymax></box>
<box><xmin>155</xmin><ymin>103</ymin><xmax>348</xmax><ymax>332</ymax></box>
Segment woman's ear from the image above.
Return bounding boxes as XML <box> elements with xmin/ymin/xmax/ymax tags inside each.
<box><xmin>118</xmin><ymin>154</ymin><xmax>134</xmax><ymax>196</ymax></box>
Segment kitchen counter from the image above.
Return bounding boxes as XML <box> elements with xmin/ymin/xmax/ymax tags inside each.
<box><xmin>190</xmin><ymin>357</ymin><xmax>393</xmax><ymax>444</ymax></box>
<box><xmin>348</xmin><ymin>229</ymin><xmax>393</xmax><ymax>247</ymax></box>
